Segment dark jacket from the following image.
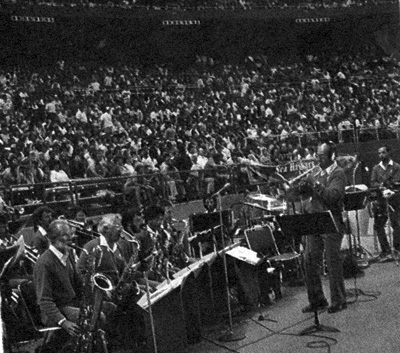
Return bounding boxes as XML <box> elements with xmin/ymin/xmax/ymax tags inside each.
<box><xmin>33</xmin><ymin>249</ymin><xmax>82</xmax><ymax>325</ymax></box>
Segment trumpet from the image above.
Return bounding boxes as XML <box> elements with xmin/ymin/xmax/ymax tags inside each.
<box><xmin>59</xmin><ymin>218</ymin><xmax>97</xmax><ymax>238</ymax></box>
<box><xmin>286</xmin><ymin>164</ymin><xmax>322</xmax><ymax>186</ymax></box>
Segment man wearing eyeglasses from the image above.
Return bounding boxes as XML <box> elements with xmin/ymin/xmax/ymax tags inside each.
<box><xmin>77</xmin><ymin>213</ymin><xmax>126</xmax><ymax>286</ymax></box>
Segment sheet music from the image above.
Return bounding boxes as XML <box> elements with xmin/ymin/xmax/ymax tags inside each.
<box><xmin>226</xmin><ymin>246</ymin><xmax>264</xmax><ymax>266</ymax></box>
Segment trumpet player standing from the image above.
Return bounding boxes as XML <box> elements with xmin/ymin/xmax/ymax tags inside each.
<box><xmin>301</xmin><ymin>141</ymin><xmax>347</xmax><ymax>314</ymax></box>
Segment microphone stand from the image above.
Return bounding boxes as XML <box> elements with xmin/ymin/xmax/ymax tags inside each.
<box><xmin>144</xmin><ymin>270</ymin><xmax>158</xmax><ymax>353</ymax></box>
<box><xmin>216</xmin><ymin>191</ymin><xmax>246</xmax><ymax>342</ymax></box>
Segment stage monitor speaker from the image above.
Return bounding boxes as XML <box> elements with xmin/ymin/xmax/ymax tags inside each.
<box><xmin>138</xmin><ymin>286</ymin><xmax>187</xmax><ymax>353</ymax></box>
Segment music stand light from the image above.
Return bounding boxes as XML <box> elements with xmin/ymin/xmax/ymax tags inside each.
<box><xmin>275</xmin><ymin>212</ymin><xmax>340</xmax><ymax>335</ymax></box>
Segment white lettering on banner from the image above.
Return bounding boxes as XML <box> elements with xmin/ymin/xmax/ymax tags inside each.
<box><xmin>276</xmin><ymin>160</ymin><xmax>316</xmax><ymax>174</ymax></box>
<box><xmin>11</xmin><ymin>16</ymin><xmax>55</xmax><ymax>23</ymax></box>
<box><xmin>295</xmin><ymin>18</ymin><xmax>330</xmax><ymax>23</ymax></box>
<box><xmin>162</xmin><ymin>20</ymin><xmax>201</xmax><ymax>26</ymax></box>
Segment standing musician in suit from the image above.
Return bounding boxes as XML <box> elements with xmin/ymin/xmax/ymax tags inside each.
<box><xmin>300</xmin><ymin>141</ymin><xmax>347</xmax><ymax>314</ymax></box>
<box><xmin>370</xmin><ymin>145</ymin><xmax>400</xmax><ymax>260</ymax></box>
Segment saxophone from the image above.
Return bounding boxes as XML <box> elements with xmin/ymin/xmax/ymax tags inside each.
<box><xmin>114</xmin><ymin>239</ymin><xmax>141</xmax><ymax>303</ymax></box>
<box><xmin>61</xmin><ymin>246</ymin><xmax>114</xmax><ymax>353</ymax></box>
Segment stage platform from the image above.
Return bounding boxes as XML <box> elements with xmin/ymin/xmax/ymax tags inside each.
<box><xmin>183</xmin><ymin>259</ymin><xmax>400</xmax><ymax>353</ymax></box>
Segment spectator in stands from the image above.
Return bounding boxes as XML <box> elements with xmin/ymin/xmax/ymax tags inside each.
<box><xmin>69</xmin><ymin>151</ymin><xmax>87</xmax><ymax>179</ymax></box>
<box><xmin>99</xmin><ymin>107</ymin><xmax>114</xmax><ymax>134</ymax></box>
<box><xmin>203</xmin><ymin>152</ymin><xmax>230</xmax><ymax>195</ymax></box>
<box><xmin>50</xmin><ymin>160</ymin><xmax>70</xmax><ymax>183</ymax></box>
<box><xmin>160</xmin><ymin>154</ymin><xmax>186</xmax><ymax>202</ymax></box>
<box><xmin>18</xmin><ymin>158</ymin><xmax>35</xmax><ymax>185</ymax></box>
<box><xmin>86</xmin><ymin>150</ymin><xmax>107</xmax><ymax>178</ymax></box>
<box><xmin>173</xmin><ymin>142</ymin><xmax>192</xmax><ymax>185</ymax></box>
<box><xmin>2</xmin><ymin>154</ymin><xmax>21</xmax><ymax>187</ymax></box>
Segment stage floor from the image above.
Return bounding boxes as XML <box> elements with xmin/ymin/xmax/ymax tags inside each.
<box><xmin>185</xmin><ymin>259</ymin><xmax>400</xmax><ymax>353</ymax></box>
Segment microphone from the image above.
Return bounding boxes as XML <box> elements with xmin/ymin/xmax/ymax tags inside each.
<box><xmin>66</xmin><ymin>242</ymin><xmax>89</xmax><ymax>255</ymax></box>
<box><xmin>211</xmin><ymin>183</ymin><xmax>231</xmax><ymax>198</ymax></box>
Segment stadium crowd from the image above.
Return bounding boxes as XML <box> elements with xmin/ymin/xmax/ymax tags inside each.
<box><xmin>0</xmin><ymin>45</ymin><xmax>399</xmax><ymax>207</ymax></box>
<box><xmin>1</xmin><ymin>0</ymin><xmax>395</xmax><ymax>10</ymax></box>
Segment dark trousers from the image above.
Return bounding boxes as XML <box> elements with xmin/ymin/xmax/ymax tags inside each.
<box><xmin>373</xmin><ymin>204</ymin><xmax>400</xmax><ymax>253</ymax></box>
<box><xmin>304</xmin><ymin>233</ymin><xmax>346</xmax><ymax>307</ymax></box>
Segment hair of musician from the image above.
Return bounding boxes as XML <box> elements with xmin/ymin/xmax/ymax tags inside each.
<box><xmin>31</xmin><ymin>206</ymin><xmax>54</xmax><ymax>232</ymax></box>
<box><xmin>47</xmin><ymin>219</ymin><xmax>71</xmax><ymax>242</ymax></box>
<box><xmin>321</xmin><ymin>140</ymin><xmax>337</xmax><ymax>161</ymax></box>
<box><xmin>143</xmin><ymin>205</ymin><xmax>164</xmax><ymax>222</ymax></box>
<box><xmin>380</xmin><ymin>145</ymin><xmax>390</xmax><ymax>154</ymax></box>
<box><xmin>98</xmin><ymin>213</ymin><xmax>123</xmax><ymax>233</ymax></box>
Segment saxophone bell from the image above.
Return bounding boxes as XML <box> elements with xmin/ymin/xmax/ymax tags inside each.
<box><xmin>93</xmin><ymin>273</ymin><xmax>114</xmax><ymax>293</ymax></box>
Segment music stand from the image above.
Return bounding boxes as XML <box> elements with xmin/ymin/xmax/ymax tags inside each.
<box><xmin>275</xmin><ymin>212</ymin><xmax>340</xmax><ymax>335</ymax></box>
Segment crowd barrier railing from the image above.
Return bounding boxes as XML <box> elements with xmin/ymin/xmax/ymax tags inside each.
<box><xmin>0</xmin><ymin>158</ymin><xmax>315</xmax><ymax>221</ymax></box>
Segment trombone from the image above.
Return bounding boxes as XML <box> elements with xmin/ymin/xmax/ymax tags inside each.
<box><xmin>8</xmin><ymin>235</ymin><xmax>39</xmax><ymax>264</ymax></box>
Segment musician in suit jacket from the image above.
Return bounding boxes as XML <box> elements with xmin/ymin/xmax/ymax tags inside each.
<box><xmin>301</xmin><ymin>141</ymin><xmax>347</xmax><ymax>314</ymax></box>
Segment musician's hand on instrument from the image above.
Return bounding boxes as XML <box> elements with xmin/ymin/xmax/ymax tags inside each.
<box><xmin>304</xmin><ymin>174</ymin><xmax>316</xmax><ymax>186</ymax></box>
<box><xmin>61</xmin><ymin>320</ymin><xmax>80</xmax><ymax>337</ymax></box>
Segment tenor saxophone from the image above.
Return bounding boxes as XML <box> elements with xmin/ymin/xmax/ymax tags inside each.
<box><xmin>61</xmin><ymin>246</ymin><xmax>114</xmax><ymax>353</ymax></box>
<box><xmin>115</xmin><ymin>239</ymin><xmax>141</xmax><ymax>303</ymax></box>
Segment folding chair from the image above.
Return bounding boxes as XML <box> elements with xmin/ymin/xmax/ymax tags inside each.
<box><xmin>18</xmin><ymin>281</ymin><xmax>61</xmax><ymax>353</ymax></box>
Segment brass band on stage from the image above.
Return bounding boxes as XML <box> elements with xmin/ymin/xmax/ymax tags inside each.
<box><xmin>2</xmin><ymin>162</ymin><xmax>399</xmax><ymax>353</ymax></box>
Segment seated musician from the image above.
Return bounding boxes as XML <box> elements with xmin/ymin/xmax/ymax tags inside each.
<box><xmin>77</xmin><ymin>213</ymin><xmax>144</xmax><ymax>350</ymax></box>
<box><xmin>33</xmin><ymin>219</ymin><xmax>83</xmax><ymax>350</ymax></box>
<box><xmin>160</xmin><ymin>200</ymin><xmax>196</xmax><ymax>270</ymax></box>
<box><xmin>119</xmin><ymin>207</ymin><xmax>144</xmax><ymax>263</ymax></box>
<box><xmin>135</xmin><ymin>205</ymin><xmax>166</xmax><ymax>286</ymax></box>
<box><xmin>77</xmin><ymin>213</ymin><xmax>126</xmax><ymax>287</ymax></box>
<box><xmin>29</xmin><ymin>206</ymin><xmax>54</xmax><ymax>255</ymax></box>
<box><xmin>34</xmin><ymin>219</ymin><xmax>116</xmax><ymax>352</ymax></box>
